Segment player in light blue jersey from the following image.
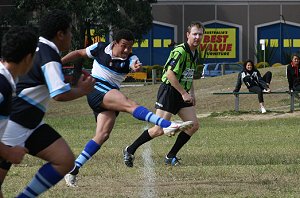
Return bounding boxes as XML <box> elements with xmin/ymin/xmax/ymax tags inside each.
<box><xmin>62</xmin><ymin>29</ymin><xmax>193</xmax><ymax>187</ymax></box>
<box><xmin>0</xmin><ymin>10</ymin><xmax>95</xmax><ymax>198</ymax></box>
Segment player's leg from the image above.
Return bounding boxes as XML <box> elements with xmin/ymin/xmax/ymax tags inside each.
<box><xmin>102</xmin><ymin>89</ymin><xmax>180</xmax><ymax>130</ymax></box>
<box><xmin>0</xmin><ymin>161</ymin><xmax>12</xmax><ymax>198</ymax></box>
<box><xmin>17</xmin><ymin>124</ymin><xmax>74</xmax><ymax>197</ymax></box>
<box><xmin>65</xmin><ymin>111</ymin><xmax>116</xmax><ymax>186</ymax></box>
<box><xmin>123</xmin><ymin>109</ymin><xmax>172</xmax><ymax>167</ymax></box>
<box><xmin>165</xmin><ymin>106</ymin><xmax>199</xmax><ymax>166</ymax></box>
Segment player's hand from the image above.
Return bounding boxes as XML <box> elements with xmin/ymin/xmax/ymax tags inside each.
<box><xmin>77</xmin><ymin>74</ymin><xmax>95</xmax><ymax>95</ymax></box>
<box><xmin>131</xmin><ymin>60</ymin><xmax>142</xmax><ymax>72</ymax></box>
<box><xmin>6</xmin><ymin>146</ymin><xmax>28</xmax><ymax>164</ymax></box>
<box><xmin>182</xmin><ymin>92</ymin><xmax>193</xmax><ymax>103</ymax></box>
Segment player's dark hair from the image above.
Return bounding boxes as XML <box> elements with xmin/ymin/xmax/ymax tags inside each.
<box><xmin>1</xmin><ymin>26</ymin><xmax>37</xmax><ymax>63</ymax></box>
<box><xmin>39</xmin><ymin>9</ymin><xmax>72</xmax><ymax>40</ymax></box>
<box><xmin>113</xmin><ymin>29</ymin><xmax>135</xmax><ymax>43</ymax></box>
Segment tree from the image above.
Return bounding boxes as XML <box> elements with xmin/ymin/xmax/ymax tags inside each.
<box><xmin>1</xmin><ymin>0</ymin><xmax>155</xmax><ymax>80</ymax></box>
<box><xmin>3</xmin><ymin>0</ymin><xmax>156</xmax><ymax>49</ymax></box>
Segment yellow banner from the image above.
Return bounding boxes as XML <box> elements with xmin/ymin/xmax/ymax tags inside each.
<box><xmin>85</xmin><ymin>29</ymin><xmax>106</xmax><ymax>47</ymax></box>
<box><xmin>200</xmin><ymin>28</ymin><xmax>236</xmax><ymax>58</ymax></box>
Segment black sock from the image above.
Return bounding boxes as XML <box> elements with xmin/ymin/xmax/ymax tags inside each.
<box><xmin>127</xmin><ymin>130</ymin><xmax>152</xmax><ymax>155</ymax></box>
<box><xmin>167</xmin><ymin>132</ymin><xmax>191</xmax><ymax>158</ymax></box>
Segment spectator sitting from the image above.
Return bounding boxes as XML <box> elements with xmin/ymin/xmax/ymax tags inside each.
<box><xmin>233</xmin><ymin>59</ymin><xmax>272</xmax><ymax>113</ymax></box>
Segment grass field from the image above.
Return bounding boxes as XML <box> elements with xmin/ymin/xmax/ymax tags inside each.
<box><xmin>3</xmin><ymin>66</ymin><xmax>300</xmax><ymax>197</ymax></box>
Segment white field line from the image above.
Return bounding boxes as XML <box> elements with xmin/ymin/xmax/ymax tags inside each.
<box><xmin>140</xmin><ymin>130</ymin><xmax>157</xmax><ymax>198</ymax></box>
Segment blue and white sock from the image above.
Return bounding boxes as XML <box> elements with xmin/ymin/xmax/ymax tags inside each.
<box><xmin>17</xmin><ymin>163</ymin><xmax>62</xmax><ymax>197</ymax></box>
<box><xmin>132</xmin><ymin>106</ymin><xmax>171</xmax><ymax>128</ymax></box>
<box><xmin>75</xmin><ymin>140</ymin><xmax>101</xmax><ymax>169</ymax></box>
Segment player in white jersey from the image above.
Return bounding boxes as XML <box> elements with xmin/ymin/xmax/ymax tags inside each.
<box><xmin>62</xmin><ymin>29</ymin><xmax>193</xmax><ymax>187</ymax></box>
<box><xmin>0</xmin><ymin>26</ymin><xmax>37</xmax><ymax>198</ymax></box>
<box><xmin>0</xmin><ymin>10</ymin><xmax>94</xmax><ymax>197</ymax></box>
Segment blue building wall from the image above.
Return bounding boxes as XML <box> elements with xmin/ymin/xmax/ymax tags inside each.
<box><xmin>257</xmin><ymin>22</ymin><xmax>300</xmax><ymax>65</ymax></box>
<box><xmin>132</xmin><ymin>23</ymin><xmax>174</xmax><ymax>66</ymax></box>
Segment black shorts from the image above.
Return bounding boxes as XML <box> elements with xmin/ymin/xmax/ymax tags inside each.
<box><xmin>0</xmin><ymin>123</ymin><xmax>61</xmax><ymax>170</ymax></box>
<box><xmin>25</xmin><ymin>124</ymin><xmax>61</xmax><ymax>156</ymax></box>
<box><xmin>0</xmin><ymin>156</ymin><xmax>12</xmax><ymax>170</ymax></box>
<box><xmin>155</xmin><ymin>83</ymin><xmax>193</xmax><ymax>115</ymax></box>
<box><xmin>87</xmin><ymin>88</ymin><xmax>119</xmax><ymax>121</ymax></box>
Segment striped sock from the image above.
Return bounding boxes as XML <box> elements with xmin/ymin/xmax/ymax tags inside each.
<box><xmin>75</xmin><ymin>140</ymin><xmax>101</xmax><ymax>169</ymax></box>
<box><xmin>132</xmin><ymin>106</ymin><xmax>171</xmax><ymax>128</ymax></box>
<box><xmin>16</xmin><ymin>163</ymin><xmax>62</xmax><ymax>197</ymax></box>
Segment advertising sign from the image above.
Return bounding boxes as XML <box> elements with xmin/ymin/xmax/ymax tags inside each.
<box><xmin>200</xmin><ymin>28</ymin><xmax>236</xmax><ymax>58</ymax></box>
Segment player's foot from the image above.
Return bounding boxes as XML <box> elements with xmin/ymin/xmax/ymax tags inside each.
<box><xmin>263</xmin><ymin>88</ymin><xmax>271</xmax><ymax>93</ymax></box>
<box><xmin>165</xmin><ymin>156</ymin><xmax>181</xmax><ymax>166</ymax></box>
<box><xmin>123</xmin><ymin>146</ymin><xmax>135</xmax><ymax>167</ymax></box>
<box><xmin>261</xmin><ymin>106</ymin><xmax>267</xmax><ymax>114</ymax></box>
<box><xmin>65</xmin><ymin>173</ymin><xmax>77</xmax><ymax>187</ymax></box>
<box><xmin>163</xmin><ymin>121</ymin><xmax>193</xmax><ymax>136</ymax></box>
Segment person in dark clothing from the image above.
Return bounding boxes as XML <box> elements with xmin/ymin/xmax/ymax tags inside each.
<box><xmin>287</xmin><ymin>54</ymin><xmax>300</xmax><ymax>92</ymax></box>
<box><xmin>233</xmin><ymin>59</ymin><xmax>272</xmax><ymax>113</ymax></box>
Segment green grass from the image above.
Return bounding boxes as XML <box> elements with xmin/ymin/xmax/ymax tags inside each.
<box><xmin>3</xmin><ymin>66</ymin><xmax>300</xmax><ymax>197</ymax></box>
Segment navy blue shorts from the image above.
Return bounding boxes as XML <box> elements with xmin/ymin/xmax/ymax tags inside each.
<box><xmin>155</xmin><ymin>83</ymin><xmax>193</xmax><ymax>115</ymax></box>
<box><xmin>87</xmin><ymin>88</ymin><xmax>119</xmax><ymax>121</ymax></box>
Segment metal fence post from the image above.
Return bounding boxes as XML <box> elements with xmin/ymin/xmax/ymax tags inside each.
<box><xmin>152</xmin><ymin>69</ymin><xmax>157</xmax><ymax>84</ymax></box>
<box><xmin>234</xmin><ymin>94</ymin><xmax>239</xmax><ymax>112</ymax></box>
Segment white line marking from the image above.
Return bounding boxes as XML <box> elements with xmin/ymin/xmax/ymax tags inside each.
<box><xmin>140</xmin><ymin>127</ymin><xmax>157</xmax><ymax>198</ymax></box>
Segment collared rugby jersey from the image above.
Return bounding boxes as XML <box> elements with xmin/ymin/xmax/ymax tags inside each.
<box><xmin>9</xmin><ymin>37</ymin><xmax>71</xmax><ymax>129</ymax></box>
<box><xmin>162</xmin><ymin>42</ymin><xmax>197</xmax><ymax>92</ymax></box>
<box><xmin>0</xmin><ymin>62</ymin><xmax>16</xmax><ymax>137</ymax></box>
<box><xmin>86</xmin><ymin>42</ymin><xmax>139</xmax><ymax>92</ymax></box>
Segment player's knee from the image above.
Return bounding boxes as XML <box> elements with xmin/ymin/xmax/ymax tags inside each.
<box><xmin>149</xmin><ymin>127</ymin><xmax>164</xmax><ymax>137</ymax></box>
<box><xmin>189</xmin><ymin>121</ymin><xmax>199</xmax><ymax>133</ymax></box>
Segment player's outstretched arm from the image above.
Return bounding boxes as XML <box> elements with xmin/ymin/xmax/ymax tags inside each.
<box><xmin>53</xmin><ymin>75</ymin><xmax>95</xmax><ymax>101</ymax></box>
<box><xmin>61</xmin><ymin>49</ymin><xmax>87</xmax><ymax>64</ymax></box>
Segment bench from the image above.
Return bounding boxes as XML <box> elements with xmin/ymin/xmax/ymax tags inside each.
<box><xmin>126</xmin><ymin>72</ymin><xmax>147</xmax><ymax>82</ymax></box>
<box><xmin>212</xmin><ymin>91</ymin><xmax>299</xmax><ymax>112</ymax></box>
<box><xmin>125</xmin><ymin>71</ymin><xmax>161</xmax><ymax>84</ymax></box>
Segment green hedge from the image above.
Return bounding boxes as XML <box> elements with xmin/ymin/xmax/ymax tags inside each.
<box><xmin>142</xmin><ymin>64</ymin><xmax>203</xmax><ymax>79</ymax></box>
<box><xmin>255</xmin><ymin>62</ymin><xmax>270</xmax><ymax>68</ymax></box>
<box><xmin>142</xmin><ymin>65</ymin><xmax>164</xmax><ymax>79</ymax></box>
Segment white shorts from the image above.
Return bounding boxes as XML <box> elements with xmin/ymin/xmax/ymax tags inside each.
<box><xmin>1</xmin><ymin>120</ymin><xmax>44</xmax><ymax>147</ymax></box>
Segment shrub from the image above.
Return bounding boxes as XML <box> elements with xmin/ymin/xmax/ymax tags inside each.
<box><xmin>152</xmin><ymin>65</ymin><xmax>163</xmax><ymax>78</ymax></box>
<box><xmin>256</xmin><ymin>62</ymin><xmax>270</xmax><ymax>68</ymax></box>
<box><xmin>272</xmin><ymin>63</ymin><xmax>284</xmax><ymax>67</ymax></box>
<box><xmin>141</xmin><ymin>65</ymin><xmax>164</xmax><ymax>79</ymax></box>
<box><xmin>194</xmin><ymin>64</ymin><xmax>203</xmax><ymax>79</ymax></box>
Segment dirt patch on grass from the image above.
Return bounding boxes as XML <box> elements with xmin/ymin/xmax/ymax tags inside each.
<box><xmin>198</xmin><ymin>111</ymin><xmax>300</xmax><ymax>121</ymax></box>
